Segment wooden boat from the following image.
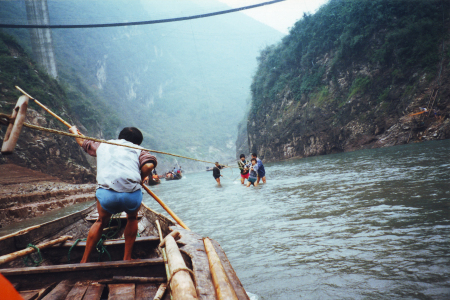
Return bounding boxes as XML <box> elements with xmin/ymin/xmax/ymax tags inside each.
<box><xmin>165</xmin><ymin>173</ymin><xmax>182</xmax><ymax>181</ymax></box>
<box><xmin>146</xmin><ymin>177</ymin><xmax>161</xmax><ymax>186</ymax></box>
<box><xmin>0</xmin><ymin>203</ymin><xmax>249</xmax><ymax>299</ymax></box>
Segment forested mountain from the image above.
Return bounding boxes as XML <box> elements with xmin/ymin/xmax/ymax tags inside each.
<box><xmin>0</xmin><ymin>31</ymin><xmax>96</xmax><ymax>182</ymax></box>
<box><xmin>0</xmin><ymin>0</ymin><xmax>282</xmax><ymax>171</ymax></box>
<box><xmin>244</xmin><ymin>0</ymin><xmax>450</xmax><ymax>161</ymax></box>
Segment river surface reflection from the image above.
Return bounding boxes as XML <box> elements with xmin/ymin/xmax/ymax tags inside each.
<box><xmin>144</xmin><ymin>140</ymin><xmax>450</xmax><ymax>299</ymax></box>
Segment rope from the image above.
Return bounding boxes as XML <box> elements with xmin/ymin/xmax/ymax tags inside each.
<box><xmin>22</xmin><ymin>244</ymin><xmax>43</xmax><ymax>267</ymax></box>
<box><xmin>0</xmin><ymin>0</ymin><xmax>286</xmax><ymax>29</ymax></box>
<box><xmin>168</xmin><ymin>267</ymin><xmax>197</xmax><ymax>289</ymax></box>
<box><xmin>0</xmin><ymin>113</ymin><xmax>236</xmax><ymax>168</ymax></box>
<box><xmin>67</xmin><ymin>238</ymin><xmax>86</xmax><ymax>263</ymax></box>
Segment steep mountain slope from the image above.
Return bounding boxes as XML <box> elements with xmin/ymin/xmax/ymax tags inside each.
<box><xmin>244</xmin><ymin>0</ymin><xmax>450</xmax><ymax>162</ymax></box>
<box><xmin>0</xmin><ymin>32</ymin><xmax>95</xmax><ymax>182</ymax></box>
<box><xmin>1</xmin><ymin>0</ymin><xmax>283</xmax><ymax>171</ymax></box>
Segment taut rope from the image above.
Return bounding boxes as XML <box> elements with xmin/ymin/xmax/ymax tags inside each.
<box><xmin>0</xmin><ymin>112</ymin><xmax>236</xmax><ymax>168</ymax></box>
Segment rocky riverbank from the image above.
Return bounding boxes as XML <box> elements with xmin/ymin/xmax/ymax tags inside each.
<box><xmin>0</xmin><ymin>164</ymin><xmax>96</xmax><ymax>226</ymax></box>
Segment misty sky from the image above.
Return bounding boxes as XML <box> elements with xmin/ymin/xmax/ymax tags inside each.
<box><xmin>218</xmin><ymin>0</ymin><xmax>330</xmax><ymax>34</ymax></box>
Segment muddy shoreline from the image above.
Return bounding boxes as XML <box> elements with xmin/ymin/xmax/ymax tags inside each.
<box><xmin>0</xmin><ymin>164</ymin><xmax>96</xmax><ymax>227</ymax></box>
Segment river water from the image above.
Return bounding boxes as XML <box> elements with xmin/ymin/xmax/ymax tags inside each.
<box><xmin>144</xmin><ymin>139</ymin><xmax>450</xmax><ymax>299</ymax></box>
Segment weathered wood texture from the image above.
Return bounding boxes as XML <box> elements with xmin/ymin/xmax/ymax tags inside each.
<box><xmin>135</xmin><ymin>283</ymin><xmax>158</xmax><ymax>300</ymax></box>
<box><xmin>108</xmin><ymin>283</ymin><xmax>135</xmax><ymax>300</ymax></box>
<box><xmin>165</xmin><ymin>234</ymin><xmax>198</xmax><ymax>300</ymax></box>
<box><xmin>173</xmin><ymin>227</ymin><xmax>250</xmax><ymax>300</ymax></box>
<box><xmin>41</xmin><ymin>280</ymin><xmax>74</xmax><ymax>300</ymax></box>
<box><xmin>65</xmin><ymin>281</ymin><xmax>89</xmax><ymax>300</ymax></box>
<box><xmin>0</xmin><ymin>204</ymin><xmax>95</xmax><ymax>256</ymax></box>
<box><xmin>82</xmin><ymin>283</ymin><xmax>105</xmax><ymax>300</ymax></box>
<box><xmin>2</xmin><ymin>259</ymin><xmax>165</xmax><ymax>290</ymax></box>
<box><xmin>0</xmin><ymin>235</ymin><xmax>72</xmax><ymax>266</ymax></box>
<box><xmin>203</xmin><ymin>238</ymin><xmax>238</xmax><ymax>300</ymax></box>
<box><xmin>1</xmin><ymin>95</ymin><xmax>29</xmax><ymax>155</ymax></box>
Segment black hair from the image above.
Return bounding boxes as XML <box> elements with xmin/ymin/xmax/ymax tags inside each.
<box><xmin>118</xmin><ymin>127</ymin><xmax>143</xmax><ymax>145</ymax></box>
<box><xmin>240</xmin><ymin>154</ymin><xmax>245</xmax><ymax>159</ymax></box>
<box><xmin>251</xmin><ymin>153</ymin><xmax>257</xmax><ymax>157</ymax></box>
<box><xmin>215</xmin><ymin>162</ymin><xmax>219</xmax><ymax>164</ymax></box>
<box><xmin>251</xmin><ymin>158</ymin><xmax>256</xmax><ymax>162</ymax></box>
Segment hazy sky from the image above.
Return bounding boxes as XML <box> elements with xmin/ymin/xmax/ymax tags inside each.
<box><xmin>218</xmin><ymin>0</ymin><xmax>329</xmax><ymax>34</ymax></box>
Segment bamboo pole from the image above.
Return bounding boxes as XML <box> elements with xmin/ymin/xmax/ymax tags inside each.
<box><xmin>0</xmin><ymin>235</ymin><xmax>72</xmax><ymax>265</ymax></box>
<box><xmin>15</xmin><ymin>86</ymin><xmax>72</xmax><ymax>128</ymax></box>
<box><xmin>164</xmin><ymin>234</ymin><xmax>198</xmax><ymax>300</ymax></box>
<box><xmin>156</xmin><ymin>220</ymin><xmax>172</xmax><ymax>300</ymax></box>
<box><xmin>156</xmin><ymin>220</ymin><xmax>171</xmax><ymax>281</ymax></box>
<box><xmin>141</xmin><ymin>184</ymin><xmax>190</xmax><ymax>230</ymax></box>
<box><xmin>153</xmin><ymin>283</ymin><xmax>168</xmax><ymax>300</ymax></box>
<box><xmin>203</xmin><ymin>237</ymin><xmax>238</xmax><ymax>300</ymax></box>
<box><xmin>0</xmin><ymin>224</ymin><xmax>41</xmax><ymax>242</ymax></box>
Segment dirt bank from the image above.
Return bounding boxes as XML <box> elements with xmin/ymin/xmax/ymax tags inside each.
<box><xmin>0</xmin><ymin>164</ymin><xmax>96</xmax><ymax>226</ymax></box>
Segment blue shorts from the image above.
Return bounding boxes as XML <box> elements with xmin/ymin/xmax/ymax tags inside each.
<box><xmin>96</xmin><ymin>188</ymin><xmax>142</xmax><ymax>214</ymax></box>
<box><xmin>248</xmin><ymin>177</ymin><xmax>257</xmax><ymax>184</ymax></box>
<box><xmin>257</xmin><ymin>166</ymin><xmax>265</xmax><ymax>178</ymax></box>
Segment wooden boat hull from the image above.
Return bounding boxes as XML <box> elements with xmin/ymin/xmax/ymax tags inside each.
<box><xmin>0</xmin><ymin>201</ymin><xmax>249</xmax><ymax>299</ymax></box>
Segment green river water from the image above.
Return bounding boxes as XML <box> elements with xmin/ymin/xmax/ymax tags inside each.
<box><xmin>2</xmin><ymin>139</ymin><xmax>449</xmax><ymax>299</ymax></box>
<box><xmin>146</xmin><ymin>139</ymin><xmax>450</xmax><ymax>299</ymax></box>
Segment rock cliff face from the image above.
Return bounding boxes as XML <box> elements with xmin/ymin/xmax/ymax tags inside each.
<box><xmin>0</xmin><ymin>32</ymin><xmax>95</xmax><ymax>182</ymax></box>
<box><xmin>25</xmin><ymin>0</ymin><xmax>58</xmax><ymax>78</ymax></box>
<box><xmin>244</xmin><ymin>0</ymin><xmax>450</xmax><ymax>162</ymax></box>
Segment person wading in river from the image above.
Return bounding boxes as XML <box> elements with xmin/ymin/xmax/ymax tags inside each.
<box><xmin>246</xmin><ymin>158</ymin><xmax>259</xmax><ymax>187</ymax></box>
<box><xmin>237</xmin><ymin>154</ymin><xmax>250</xmax><ymax>185</ymax></box>
<box><xmin>251</xmin><ymin>153</ymin><xmax>266</xmax><ymax>184</ymax></box>
<box><xmin>69</xmin><ymin>126</ymin><xmax>157</xmax><ymax>262</ymax></box>
<box><xmin>212</xmin><ymin>162</ymin><xmax>224</xmax><ymax>185</ymax></box>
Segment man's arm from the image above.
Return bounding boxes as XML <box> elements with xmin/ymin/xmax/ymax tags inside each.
<box><xmin>140</xmin><ymin>163</ymin><xmax>155</xmax><ymax>182</ymax></box>
<box><xmin>69</xmin><ymin>126</ymin><xmax>85</xmax><ymax>147</ymax></box>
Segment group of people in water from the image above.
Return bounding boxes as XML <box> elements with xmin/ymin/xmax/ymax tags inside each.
<box><xmin>212</xmin><ymin>153</ymin><xmax>266</xmax><ymax>187</ymax></box>
<box><xmin>166</xmin><ymin>166</ymin><xmax>182</xmax><ymax>179</ymax></box>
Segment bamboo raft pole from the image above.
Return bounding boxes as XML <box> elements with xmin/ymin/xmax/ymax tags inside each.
<box><xmin>155</xmin><ymin>219</ymin><xmax>171</xmax><ymax>300</ymax></box>
<box><xmin>0</xmin><ymin>224</ymin><xmax>41</xmax><ymax>242</ymax></box>
<box><xmin>0</xmin><ymin>236</ymin><xmax>72</xmax><ymax>265</ymax></box>
<box><xmin>141</xmin><ymin>184</ymin><xmax>190</xmax><ymax>230</ymax></box>
<box><xmin>203</xmin><ymin>237</ymin><xmax>239</xmax><ymax>300</ymax></box>
<box><xmin>163</xmin><ymin>233</ymin><xmax>198</xmax><ymax>300</ymax></box>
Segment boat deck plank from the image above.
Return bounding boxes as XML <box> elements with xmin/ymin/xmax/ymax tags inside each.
<box><xmin>82</xmin><ymin>283</ymin><xmax>104</xmax><ymax>300</ymax></box>
<box><xmin>108</xmin><ymin>283</ymin><xmax>135</xmax><ymax>300</ymax></box>
<box><xmin>135</xmin><ymin>283</ymin><xmax>158</xmax><ymax>300</ymax></box>
<box><xmin>19</xmin><ymin>290</ymin><xmax>39</xmax><ymax>300</ymax></box>
<box><xmin>66</xmin><ymin>281</ymin><xmax>89</xmax><ymax>300</ymax></box>
<box><xmin>41</xmin><ymin>280</ymin><xmax>73</xmax><ymax>300</ymax></box>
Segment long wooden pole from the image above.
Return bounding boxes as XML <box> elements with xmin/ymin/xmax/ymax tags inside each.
<box><xmin>15</xmin><ymin>86</ymin><xmax>72</xmax><ymax>128</ymax></box>
<box><xmin>141</xmin><ymin>184</ymin><xmax>190</xmax><ymax>231</ymax></box>
<box><xmin>0</xmin><ymin>224</ymin><xmax>41</xmax><ymax>242</ymax></box>
<box><xmin>0</xmin><ymin>235</ymin><xmax>72</xmax><ymax>265</ymax></box>
<box><xmin>164</xmin><ymin>234</ymin><xmax>198</xmax><ymax>300</ymax></box>
<box><xmin>203</xmin><ymin>237</ymin><xmax>239</xmax><ymax>300</ymax></box>
<box><xmin>156</xmin><ymin>220</ymin><xmax>171</xmax><ymax>300</ymax></box>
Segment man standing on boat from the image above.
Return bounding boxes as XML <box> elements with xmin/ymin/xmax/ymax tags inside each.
<box><xmin>69</xmin><ymin>126</ymin><xmax>157</xmax><ymax>262</ymax></box>
<box><xmin>212</xmin><ymin>162</ymin><xmax>224</xmax><ymax>185</ymax></box>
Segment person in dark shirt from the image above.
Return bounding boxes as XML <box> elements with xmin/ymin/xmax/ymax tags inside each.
<box><xmin>212</xmin><ymin>162</ymin><xmax>224</xmax><ymax>185</ymax></box>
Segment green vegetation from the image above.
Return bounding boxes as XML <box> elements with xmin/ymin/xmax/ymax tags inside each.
<box><xmin>250</xmin><ymin>0</ymin><xmax>448</xmax><ymax>115</ymax></box>
<box><xmin>348</xmin><ymin>77</ymin><xmax>371</xmax><ymax>100</ymax></box>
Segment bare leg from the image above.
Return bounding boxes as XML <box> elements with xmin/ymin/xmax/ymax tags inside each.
<box><xmin>257</xmin><ymin>175</ymin><xmax>261</xmax><ymax>184</ymax></box>
<box><xmin>254</xmin><ymin>180</ymin><xmax>259</xmax><ymax>187</ymax></box>
<box><xmin>123</xmin><ymin>207</ymin><xmax>140</xmax><ymax>261</ymax></box>
<box><xmin>80</xmin><ymin>200</ymin><xmax>111</xmax><ymax>263</ymax></box>
<box><xmin>240</xmin><ymin>176</ymin><xmax>245</xmax><ymax>184</ymax></box>
<box><xmin>262</xmin><ymin>176</ymin><xmax>266</xmax><ymax>183</ymax></box>
<box><xmin>216</xmin><ymin>178</ymin><xmax>221</xmax><ymax>185</ymax></box>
